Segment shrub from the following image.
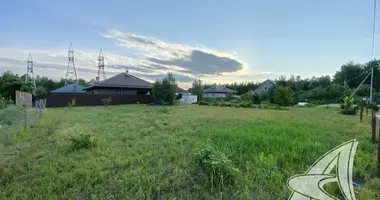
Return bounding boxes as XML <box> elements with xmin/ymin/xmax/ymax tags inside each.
<box><xmin>70</xmin><ymin>134</ymin><xmax>97</xmax><ymax>151</ymax></box>
<box><xmin>101</xmin><ymin>97</ymin><xmax>112</xmax><ymax>107</ymax></box>
<box><xmin>212</xmin><ymin>101</ymin><xmax>219</xmax><ymax>107</ymax></box>
<box><xmin>257</xmin><ymin>104</ymin><xmax>262</xmax><ymax>109</ymax></box>
<box><xmin>203</xmin><ymin>97</ymin><xmax>215</xmax><ymax>102</ymax></box>
<box><xmin>68</xmin><ymin>98</ymin><xmax>76</xmax><ymax>107</ymax></box>
<box><xmin>0</xmin><ymin>95</ymin><xmax>14</xmax><ymax>109</ymax></box>
<box><xmin>219</xmin><ymin>102</ymin><xmax>227</xmax><ymax>107</ymax></box>
<box><xmin>250</xmin><ymin>104</ymin><xmax>256</xmax><ymax>108</ymax></box>
<box><xmin>241</xmin><ymin>92</ymin><xmax>253</xmax><ymax>102</ymax></box>
<box><xmin>198</xmin><ymin>101</ymin><xmax>211</xmax><ymax>106</ymax></box>
<box><xmin>252</xmin><ymin>93</ymin><xmax>261</xmax><ymax>104</ymax></box>
<box><xmin>174</xmin><ymin>100</ymin><xmax>180</xmax><ymax>106</ymax></box>
<box><xmin>194</xmin><ymin>140</ymin><xmax>241</xmax><ymax>186</ymax></box>
<box><xmin>340</xmin><ymin>96</ymin><xmax>358</xmax><ymax>115</ymax></box>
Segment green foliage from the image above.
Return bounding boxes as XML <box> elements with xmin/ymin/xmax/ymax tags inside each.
<box><xmin>252</xmin><ymin>92</ymin><xmax>261</xmax><ymax>104</ymax></box>
<box><xmin>212</xmin><ymin>101</ymin><xmax>219</xmax><ymax>107</ymax></box>
<box><xmin>241</xmin><ymin>92</ymin><xmax>253</xmax><ymax>102</ymax></box>
<box><xmin>203</xmin><ymin>97</ymin><xmax>215</xmax><ymax>102</ymax></box>
<box><xmin>68</xmin><ymin>98</ymin><xmax>76</xmax><ymax>107</ymax></box>
<box><xmin>274</xmin><ymin>86</ymin><xmax>294</xmax><ymax>107</ymax></box>
<box><xmin>198</xmin><ymin>101</ymin><xmax>211</xmax><ymax>106</ymax></box>
<box><xmin>0</xmin><ymin>105</ymin><xmax>378</xmax><ymax>199</ymax></box>
<box><xmin>340</xmin><ymin>96</ymin><xmax>358</xmax><ymax>115</ymax></box>
<box><xmin>70</xmin><ymin>134</ymin><xmax>97</xmax><ymax>151</ymax></box>
<box><xmin>102</xmin><ymin>97</ymin><xmax>112</xmax><ymax>107</ymax></box>
<box><xmin>225</xmin><ymin>92</ymin><xmax>235</xmax><ymax>101</ymax></box>
<box><xmin>191</xmin><ymin>79</ymin><xmax>204</xmax><ymax>101</ymax></box>
<box><xmin>152</xmin><ymin>73</ymin><xmax>177</xmax><ymax>105</ymax></box>
<box><xmin>195</xmin><ymin>140</ymin><xmax>241</xmax><ymax>186</ymax></box>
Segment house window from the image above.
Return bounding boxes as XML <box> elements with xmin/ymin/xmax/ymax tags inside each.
<box><xmin>264</xmin><ymin>87</ymin><xmax>267</xmax><ymax>91</ymax></box>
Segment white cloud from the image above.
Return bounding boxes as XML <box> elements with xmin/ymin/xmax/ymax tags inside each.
<box><xmin>0</xmin><ymin>30</ymin><xmax>276</xmax><ymax>84</ymax></box>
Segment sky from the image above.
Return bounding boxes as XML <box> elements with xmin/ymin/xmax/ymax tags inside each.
<box><xmin>0</xmin><ymin>0</ymin><xmax>379</xmax><ymax>88</ymax></box>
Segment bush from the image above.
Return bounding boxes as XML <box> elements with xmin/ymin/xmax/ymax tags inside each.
<box><xmin>174</xmin><ymin>100</ymin><xmax>180</xmax><ymax>106</ymax></box>
<box><xmin>250</xmin><ymin>104</ymin><xmax>256</xmax><ymax>108</ymax></box>
<box><xmin>241</xmin><ymin>92</ymin><xmax>253</xmax><ymax>102</ymax></box>
<box><xmin>194</xmin><ymin>140</ymin><xmax>241</xmax><ymax>186</ymax></box>
<box><xmin>252</xmin><ymin>93</ymin><xmax>261</xmax><ymax>104</ymax></box>
<box><xmin>203</xmin><ymin>97</ymin><xmax>215</xmax><ymax>102</ymax></box>
<box><xmin>70</xmin><ymin>134</ymin><xmax>97</xmax><ymax>151</ymax></box>
<box><xmin>198</xmin><ymin>101</ymin><xmax>211</xmax><ymax>106</ymax></box>
<box><xmin>68</xmin><ymin>98</ymin><xmax>76</xmax><ymax>107</ymax></box>
<box><xmin>101</xmin><ymin>97</ymin><xmax>112</xmax><ymax>107</ymax></box>
<box><xmin>0</xmin><ymin>95</ymin><xmax>14</xmax><ymax>109</ymax></box>
<box><xmin>340</xmin><ymin>96</ymin><xmax>358</xmax><ymax>115</ymax></box>
<box><xmin>219</xmin><ymin>102</ymin><xmax>227</xmax><ymax>107</ymax></box>
<box><xmin>212</xmin><ymin>101</ymin><xmax>219</xmax><ymax>107</ymax></box>
<box><xmin>257</xmin><ymin>104</ymin><xmax>262</xmax><ymax>109</ymax></box>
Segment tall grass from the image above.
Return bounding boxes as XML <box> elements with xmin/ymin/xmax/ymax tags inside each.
<box><xmin>0</xmin><ymin>105</ymin><xmax>378</xmax><ymax>199</ymax></box>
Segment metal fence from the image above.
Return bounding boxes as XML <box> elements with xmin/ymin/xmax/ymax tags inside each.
<box><xmin>0</xmin><ymin>93</ymin><xmax>47</xmax><ymax>146</ymax></box>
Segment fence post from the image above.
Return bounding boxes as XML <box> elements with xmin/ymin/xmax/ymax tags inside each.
<box><xmin>23</xmin><ymin>105</ymin><xmax>28</xmax><ymax>129</ymax></box>
<box><xmin>373</xmin><ymin>111</ymin><xmax>377</xmax><ymax>143</ymax></box>
<box><xmin>360</xmin><ymin>107</ymin><xmax>364</xmax><ymax>122</ymax></box>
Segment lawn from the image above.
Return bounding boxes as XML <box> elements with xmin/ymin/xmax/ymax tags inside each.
<box><xmin>1</xmin><ymin>105</ymin><xmax>379</xmax><ymax>199</ymax></box>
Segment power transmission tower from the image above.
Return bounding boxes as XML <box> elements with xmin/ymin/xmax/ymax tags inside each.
<box><xmin>96</xmin><ymin>48</ymin><xmax>106</xmax><ymax>82</ymax></box>
<box><xmin>65</xmin><ymin>42</ymin><xmax>78</xmax><ymax>85</ymax></box>
<box><xmin>25</xmin><ymin>53</ymin><xmax>37</xmax><ymax>95</ymax></box>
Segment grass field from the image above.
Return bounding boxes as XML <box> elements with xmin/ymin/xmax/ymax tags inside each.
<box><xmin>1</xmin><ymin>105</ymin><xmax>380</xmax><ymax>199</ymax></box>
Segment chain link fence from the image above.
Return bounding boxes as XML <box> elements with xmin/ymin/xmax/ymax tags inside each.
<box><xmin>0</xmin><ymin>91</ymin><xmax>47</xmax><ymax>146</ymax></box>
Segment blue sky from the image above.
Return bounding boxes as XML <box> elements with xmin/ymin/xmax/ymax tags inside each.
<box><xmin>0</xmin><ymin>0</ymin><xmax>378</xmax><ymax>87</ymax></box>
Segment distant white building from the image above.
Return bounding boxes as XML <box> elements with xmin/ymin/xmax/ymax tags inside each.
<box><xmin>251</xmin><ymin>79</ymin><xmax>276</xmax><ymax>94</ymax></box>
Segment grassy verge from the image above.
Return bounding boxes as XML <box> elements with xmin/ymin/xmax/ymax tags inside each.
<box><xmin>1</xmin><ymin>105</ymin><xmax>379</xmax><ymax>199</ymax></box>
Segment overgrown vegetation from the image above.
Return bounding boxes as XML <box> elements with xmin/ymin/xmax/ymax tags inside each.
<box><xmin>68</xmin><ymin>97</ymin><xmax>76</xmax><ymax>107</ymax></box>
<box><xmin>0</xmin><ymin>105</ymin><xmax>378</xmax><ymax>199</ymax></box>
<box><xmin>101</xmin><ymin>97</ymin><xmax>112</xmax><ymax>107</ymax></box>
<box><xmin>274</xmin><ymin>85</ymin><xmax>294</xmax><ymax>108</ymax></box>
<box><xmin>340</xmin><ymin>96</ymin><xmax>358</xmax><ymax>115</ymax></box>
<box><xmin>191</xmin><ymin>79</ymin><xmax>204</xmax><ymax>101</ymax></box>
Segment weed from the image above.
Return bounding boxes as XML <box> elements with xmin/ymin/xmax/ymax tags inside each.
<box><xmin>70</xmin><ymin>134</ymin><xmax>97</xmax><ymax>151</ymax></box>
<box><xmin>195</xmin><ymin>140</ymin><xmax>241</xmax><ymax>187</ymax></box>
<box><xmin>101</xmin><ymin>97</ymin><xmax>112</xmax><ymax>107</ymax></box>
<box><xmin>68</xmin><ymin>98</ymin><xmax>76</xmax><ymax>107</ymax></box>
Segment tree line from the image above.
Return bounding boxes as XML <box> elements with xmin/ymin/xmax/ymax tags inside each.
<box><xmin>191</xmin><ymin>59</ymin><xmax>380</xmax><ymax>104</ymax></box>
<box><xmin>1</xmin><ymin>58</ymin><xmax>380</xmax><ymax>104</ymax></box>
<box><xmin>0</xmin><ymin>71</ymin><xmax>88</xmax><ymax>100</ymax></box>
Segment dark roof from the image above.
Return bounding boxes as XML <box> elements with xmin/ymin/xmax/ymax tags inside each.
<box><xmin>85</xmin><ymin>72</ymin><xmax>152</xmax><ymax>90</ymax></box>
<box><xmin>204</xmin><ymin>86</ymin><xmax>236</xmax><ymax>93</ymax></box>
<box><xmin>50</xmin><ymin>83</ymin><xmax>86</xmax><ymax>93</ymax></box>
<box><xmin>176</xmin><ymin>86</ymin><xmax>187</xmax><ymax>93</ymax></box>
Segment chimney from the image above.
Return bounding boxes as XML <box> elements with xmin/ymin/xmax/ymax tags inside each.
<box><xmin>95</xmin><ymin>76</ymin><xmax>99</xmax><ymax>83</ymax></box>
<box><xmin>125</xmin><ymin>70</ymin><xmax>129</xmax><ymax>76</ymax></box>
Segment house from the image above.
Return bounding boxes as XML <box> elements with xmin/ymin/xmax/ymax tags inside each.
<box><xmin>204</xmin><ymin>86</ymin><xmax>236</xmax><ymax>98</ymax></box>
<box><xmin>252</xmin><ymin>79</ymin><xmax>275</xmax><ymax>94</ymax></box>
<box><xmin>84</xmin><ymin>70</ymin><xmax>152</xmax><ymax>95</ymax></box>
<box><xmin>49</xmin><ymin>83</ymin><xmax>86</xmax><ymax>94</ymax></box>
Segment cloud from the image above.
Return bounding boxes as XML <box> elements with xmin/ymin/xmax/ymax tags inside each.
<box><xmin>101</xmin><ymin>30</ymin><xmax>246</xmax><ymax>76</ymax></box>
<box><xmin>0</xmin><ymin>29</ymin><xmax>276</xmax><ymax>85</ymax></box>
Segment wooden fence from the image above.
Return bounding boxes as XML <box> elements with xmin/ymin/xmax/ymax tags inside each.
<box><xmin>46</xmin><ymin>94</ymin><xmax>153</xmax><ymax>107</ymax></box>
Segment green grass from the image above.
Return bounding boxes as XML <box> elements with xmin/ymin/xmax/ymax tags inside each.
<box><xmin>1</xmin><ymin>105</ymin><xmax>379</xmax><ymax>199</ymax></box>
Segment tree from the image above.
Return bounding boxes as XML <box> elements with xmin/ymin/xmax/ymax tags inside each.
<box><xmin>0</xmin><ymin>71</ymin><xmax>24</xmax><ymax>101</ymax></box>
<box><xmin>36</xmin><ymin>86</ymin><xmax>48</xmax><ymax>96</ymax></box>
<box><xmin>152</xmin><ymin>73</ymin><xmax>177</xmax><ymax>105</ymax></box>
<box><xmin>241</xmin><ymin>92</ymin><xmax>253</xmax><ymax>102</ymax></box>
<box><xmin>252</xmin><ymin>93</ymin><xmax>261</xmax><ymax>104</ymax></box>
<box><xmin>191</xmin><ymin>79</ymin><xmax>204</xmax><ymax>101</ymax></box>
<box><xmin>274</xmin><ymin>86</ymin><xmax>294</xmax><ymax>107</ymax></box>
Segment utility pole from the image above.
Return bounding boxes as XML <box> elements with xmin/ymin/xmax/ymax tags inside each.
<box><xmin>25</xmin><ymin>53</ymin><xmax>37</xmax><ymax>95</ymax></box>
<box><xmin>96</xmin><ymin>48</ymin><xmax>106</xmax><ymax>82</ymax></box>
<box><xmin>371</xmin><ymin>0</ymin><xmax>377</xmax><ymax>104</ymax></box>
<box><xmin>65</xmin><ymin>42</ymin><xmax>78</xmax><ymax>86</ymax></box>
